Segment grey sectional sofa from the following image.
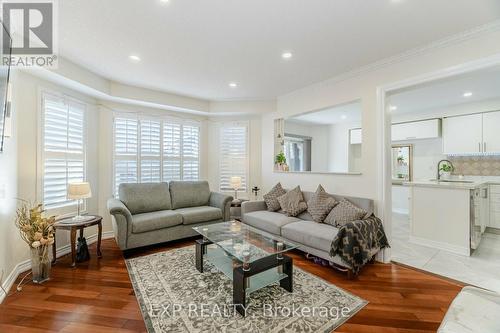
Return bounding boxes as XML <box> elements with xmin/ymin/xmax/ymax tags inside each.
<box><xmin>107</xmin><ymin>181</ymin><xmax>233</xmax><ymax>250</ymax></box>
<box><xmin>241</xmin><ymin>190</ymin><xmax>375</xmax><ymax>277</ymax></box>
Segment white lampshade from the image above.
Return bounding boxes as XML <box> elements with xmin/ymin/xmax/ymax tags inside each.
<box><xmin>230</xmin><ymin>176</ymin><xmax>242</xmax><ymax>190</ymax></box>
<box><xmin>67</xmin><ymin>182</ymin><xmax>92</xmax><ymax>200</ymax></box>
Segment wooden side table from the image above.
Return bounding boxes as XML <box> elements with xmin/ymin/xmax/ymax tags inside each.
<box><xmin>52</xmin><ymin>215</ymin><xmax>103</xmax><ymax>267</ymax></box>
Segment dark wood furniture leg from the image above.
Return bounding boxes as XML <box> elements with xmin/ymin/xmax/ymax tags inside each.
<box><xmin>51</xmin><ymin>232</ymin><xmax>57</xmax><ymax>264</ymax></box>
<box><xmin>97</xmin><ymin>221</ymin><xmax>103</xmax><ymax>258</ymax></box>
<box><xmin>195</xmin><ymin>238</ymin><xmax>212</xmax><ymax>273</ymax></box>
<box><xmin>232</xmin><ymin>254</ymin><xmax>294</xmax><ymax>317</ymax></box>
<box><xmin>70</xmin><ymin>227</ymin><xmax>77</xmax><ymax>268</ymax></box>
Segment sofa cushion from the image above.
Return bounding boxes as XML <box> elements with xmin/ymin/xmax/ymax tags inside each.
<box><xmin>243</xmin><ymin>211</ymin><xmax>300</xmax><ymax>235</ymax></box>
<box><xmin>131</xmin><ymin>210</ymin><xmax>182</xmax><ymax>234</ymax></box>
<box><xmin>307</xmin><ymin>185</ymin><xmax>337</xmax><ymax>222</ymax></box>
<box><xmin>120</xmin><ymin>183</ymin><xmax>171</xmax><ymax>215</ymax></box>
<box><xmin>169</xmin><ymin>181</ymin><xmax>211</xmax><ymax>209</ymax></box>
<box><xmin>277</xmin><ymin>186</ymin><xmax>308</xmax><ymax>217</ymax></box>
<box><xmin>324</xmin><ymin>198</ymin><xmax>367</xmax><ymax>227</ymax></box>
<box><xmin>176</xmin><ymin>206</ymin><xmax>222</xmax><ymax>225</ymax></box>
<box><xmin>263</xmin><ymin>183</ymin><xmax>287</xmax><ymax>212</ymax></box>
<box><xmin>281</xmin><ymin>220</ymin><xmax>339</xmax><ymax>253</ymax></box>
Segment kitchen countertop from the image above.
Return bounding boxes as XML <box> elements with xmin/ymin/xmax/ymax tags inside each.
<box><xmin>403</xmin><ymin>176</ymin><xmax>500</xmax><ymax>190</ymax></box>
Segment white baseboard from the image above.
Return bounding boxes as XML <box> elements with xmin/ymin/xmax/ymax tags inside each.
<box><xmin>409</xmin><ymin>235</ymin><xmax>470</xmax><ymax>256</ymax></box>
<box><xmin>0</xmin><ymin>230</ymin><xmax>115</xmax><ymax>304</ymax></box>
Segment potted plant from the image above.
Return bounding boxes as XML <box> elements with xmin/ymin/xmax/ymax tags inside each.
<box><xmin>275</xmin><ymin>151</ymin><xmax>287</xmax><ymax>171</ymax></box>
<box><xmin>439</xmin><ymin>163</ymin><xmax>454</xmax><ymax>179</ymax></box>
<box><xmin>15</xmin><ymin>203</ymin><xmax>56</xmax><ymax>284</ymax></box>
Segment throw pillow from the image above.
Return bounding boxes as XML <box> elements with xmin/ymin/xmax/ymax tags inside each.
<box><xmin>277</xmin><ymin>186</ymin><xmax>308</xmax><ymax>217</ymax></box>
<box><xmin>324</xmin><ymin>198</ymin><xmax>367</xmax><ymax>227</ymax></box>
<box><xmin>263</xmin><ymin>183</ymin><xmax>287</xmax><ymax>211</ymax></box>
<box><xmin>307</xmin><ymin>185</ymin><xmax>337</xmax><ymax>222</ymax></box>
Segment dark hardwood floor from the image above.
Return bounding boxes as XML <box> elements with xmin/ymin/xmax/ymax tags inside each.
<box><xmin>0</xmin><ymin>238</ymin><xmax>463</xmax><ymax>332</ymax></box>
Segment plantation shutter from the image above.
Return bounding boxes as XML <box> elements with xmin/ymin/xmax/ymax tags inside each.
<box><xmin>219</xmin><ymin>125</ymin><xmax>248</xmax><ymax>192</ymax></box>
<box><xmin>113</xmin><ymin>116</ymin><xmax>200</xmax><ymax>196</ymax></box>
<box><xmin>42</xmin><ymin>93</ymin><xmax>86</xmax><ymax>209</ymax></box>
<box><xmin>140</xmin><ymin>120</ymin><xmax>161</xmax><ymax>182</ymax></box>
<box><xmin>182</xmin><ymin>125</ymin><xmax>199</xmax><ymax>181</ymax></box>
<box><xmin>114</xmin><ymin>117</ymin><xmax>138</xmax><ymax>196</ymax></box>
<box><xmin>163</xmin><ymin>122</ymin><xmax>181</xmax><ymax>181</ymax></box>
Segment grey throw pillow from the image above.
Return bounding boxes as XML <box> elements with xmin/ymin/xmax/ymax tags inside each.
<box><xmin>263</xmin><ymin>183</ymin><xmax>287</xmax><ymax>211</ymax></box>
<box><xmin>307</xmin><ymin>185</ymin><xmax>337</xmax><ymax>222</ymax></box>
<box><xmin>324</xmin><ymin>198</ymin><xmax>367</xmax><ymax>227</ymax></box>
<box><xmin>277</xmin><ymin>186</ymin><xmax>307</xmax><ymax>217</ymax></box>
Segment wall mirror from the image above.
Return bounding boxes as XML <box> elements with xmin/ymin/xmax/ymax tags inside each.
<box><xmin>391</xmin><ymin>144</ymin><xmax>413</xmax><ymax>183</ymax></box>
<box><xmin>274</xmin><ymin>100</ymin><xmax>362</xmax><ymax>174</ymax></box>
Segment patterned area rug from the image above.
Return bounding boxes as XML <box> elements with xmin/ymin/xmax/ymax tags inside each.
<box><xmin>126</xmin><ymin>246</ymin><xmax>367</xmax><ymax>333</ymax></box>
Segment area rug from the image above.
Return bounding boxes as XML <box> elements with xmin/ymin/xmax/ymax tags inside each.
<box><xmin>126</xmin><ymin>246</ymin><xmax>367</xmax><ymax>333</ymax></box>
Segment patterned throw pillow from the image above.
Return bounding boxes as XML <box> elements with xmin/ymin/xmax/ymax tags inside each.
<box><xmin>263</xmin><ymin>183</ymin><xmax>287</xmax><ymax>211</ymax></box>
<box><xmin>307</xmin><ymin>185</ymin><xmax>337</xmax><ymax>223</ymax></box>
<box><xmin>277</xmin><ymin>186</ymin><xmax>308</xmax><ymax>217</ymax></box>
<box><xmin>324</xmin><ymin>198</ymin><xmax>367</xmax><ymax>227</ymax></box>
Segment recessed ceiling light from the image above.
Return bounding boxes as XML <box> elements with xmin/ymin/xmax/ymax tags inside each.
<box><xmin>340</xmin><ymin>115</ymin><xmax>347</xmax><ymax>120</ymax></box>
<box><xmin>390</xmin><ymin>105</ymin><xmax>398</xmax><ymax>111</ymax></box>
<box><xmin>160</xmin><ymin>0</ymin><xmax>170</xmax><ymax>3</ymax></box>
<box><xmin>282</xmin><ymin>52</ymin><xmax>293</xmax><ymax>59</ymax></box>
<box><xmin>229</xmin><ymin>82</ymin><xmax>237</xmax><ymax>88</ymax></box>
<box><xmin>129</xmin><ymin>55</ymin><xmax>141</xmax><ymax>62</ymax></box>
<box><xmin>463</xmin><ymin>91</ymin><xmax>473</xmax><ymax>98</ymax></box>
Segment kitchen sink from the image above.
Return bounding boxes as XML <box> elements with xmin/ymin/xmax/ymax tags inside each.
<box><xmin>429</xmin><ymin>179</ymin><xmax>475</xmax><ymax>184</ymax></box>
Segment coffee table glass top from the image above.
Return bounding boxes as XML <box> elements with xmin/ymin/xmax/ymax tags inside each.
<box><xmin>193</xmin><ymin>221</ymin><xmax>298</xmax><ymax>264</ymax></box>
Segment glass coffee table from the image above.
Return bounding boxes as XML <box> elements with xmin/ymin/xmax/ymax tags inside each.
<box><xmin>193</xmin><ymin>221</ymin><xmax>298</xmax><ymax>316</ymax></box>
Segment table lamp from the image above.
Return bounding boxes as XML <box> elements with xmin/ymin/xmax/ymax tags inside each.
<box><xmin>230</xmin><ymin>176</ymin><xmax>242</xmax><ymax>201</ymax></box>
<box><xmin>67</xmin><ymin>182</ymin><xmax>92</xmax><ymax>221</ymax></box>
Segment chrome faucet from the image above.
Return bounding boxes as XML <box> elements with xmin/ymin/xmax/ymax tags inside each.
<box><xmin>437</xmin><ymin>159</ymin><xmax>454</xmax><ymax>181</ymax></box>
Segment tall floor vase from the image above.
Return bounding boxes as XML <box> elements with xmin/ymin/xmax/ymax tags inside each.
<box><xmin>30</xmin><ymin>245</ymin><xmax>51</xmax><ymax>284</ymax></box>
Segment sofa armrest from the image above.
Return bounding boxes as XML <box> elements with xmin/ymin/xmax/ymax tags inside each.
<box><xmin>209</xmin><ymin>192</ymin><xmax>233</xmax><ymax>221</ymax></box>
<box><xmin>107</xmin><ymin>198</ymin><xmax>132</xmax><ymax>250</ymax></box>
<box><xmin>241</xmin><ymin>200</ymin><xmax>267</xmax><ymax>219</ymax></box>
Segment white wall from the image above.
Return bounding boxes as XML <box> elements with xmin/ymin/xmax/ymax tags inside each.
<box><xmin>262</xmin><ymin>29</ymin><xmax>500</xmax><ymax>208</ymax></box>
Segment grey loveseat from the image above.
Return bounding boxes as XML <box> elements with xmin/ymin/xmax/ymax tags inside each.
<box><xmin>107</xmin><ymin>181</ymin><xmax>233</xmax><ymax>250</ymax></box>
<box><xmin>241</xmin><ymin>190</ymin><xmax>375</xmax><ymax>277</ymax></box>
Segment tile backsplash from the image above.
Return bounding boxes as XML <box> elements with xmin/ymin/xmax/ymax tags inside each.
<box><xmin>450</xmin><ymin>156</ymin><xmax>500</xmax><ymax>176</ymax></box>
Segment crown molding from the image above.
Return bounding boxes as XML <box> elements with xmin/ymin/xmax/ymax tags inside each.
<box><xmin>283</xmin><ymin>20</ymin><xmax>500</xmax><ymax>96</ymax></box>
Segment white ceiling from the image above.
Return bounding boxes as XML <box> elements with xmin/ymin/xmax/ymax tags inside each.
<box><xmin>288</xmin><ymin>101</ymin><xmax>362</xmax><ymax>125</ymax></box>
<box><xmin>389</xmin><ymin>66</ymin><xmax>500</xmax><ymax>114</ymax></box>
<box><xmin>59</xmin><ymin>0</ymin><xmax>500</xmax><ymax>101</ymax></box>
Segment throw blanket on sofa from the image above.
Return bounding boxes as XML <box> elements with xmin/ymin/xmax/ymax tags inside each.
<box><xmin>330</xmin><ymin>215</ymin><xmax>389</xmax><ymax>274</ymax></box>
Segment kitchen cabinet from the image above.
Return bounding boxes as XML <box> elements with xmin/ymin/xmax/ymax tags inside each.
<box><xmin>392</xmin><ymin>119</ymin><xmax>441</xmax><ymax>142</ymax></box>
<box><xmin>482</xmin><ymin>111</ymin><xmax>500</xmax><ymax>153</ymax></box>
<box><xmin>443</xmin><ymin>114</ymin><xmax>483</xmax><ymax>154</ymax></box>
<box><xmin>349</xmin><ymin>128</ymin><xmax>362</xmax><ymax>144</ymax></box>
<box><xmin>489</xmin><ymin>185</ymin><xmax>500</xmax><ymax>229</ymax></box>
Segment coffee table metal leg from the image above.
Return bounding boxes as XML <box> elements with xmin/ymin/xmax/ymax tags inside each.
<box><xmin>280</xmin><ymin>256</ymin><xmax>293</xmax><ymax>292</ymax></box>
<box><xmin>233</xmin><ymin>267</ymin><xmax>247</xmax><ymax>317</ymax></box>
<box><xmin>97</xmin><ymin>222</ymin><xmax>103</xmax><ymax>258</ymax></box>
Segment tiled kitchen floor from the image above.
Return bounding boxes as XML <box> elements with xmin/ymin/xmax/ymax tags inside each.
<box><xmin>391</xmin><ymin>213</ymin><xmax>500</xmax><ymax>292</ymax></box>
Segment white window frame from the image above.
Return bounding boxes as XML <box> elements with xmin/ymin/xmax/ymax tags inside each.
<box><xmin>218</xmin><ymin>121</ymin><xmax>249</xmax><ymax>194</ymax></box>
<box><xmin>38</xmin><ymin>89</ymin><xmax>88</xmax><ymax>215</ymax></box>
<box><xmin>112</xmin><ymin>113</ymin><xmax>201</xmax><ymax>196</ymax></box>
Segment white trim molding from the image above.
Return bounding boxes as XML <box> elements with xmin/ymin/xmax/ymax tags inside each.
<box><xmin>0</xmin><ymin>231</ymin><xmax>114</xmax><ymax>304</ymax></box>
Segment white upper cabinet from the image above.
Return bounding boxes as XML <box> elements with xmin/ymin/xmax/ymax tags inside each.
<box><xmin>482</xmin><ymin>111</ymin><xmax>500</xmax><ymax>154</ymax></box>
<box><xmin>443</xmin><ymin>114</ymin><xmax>483</xmax><ymax>154</ymax></box>
<box><xmin>392</xmin><ymin>119</ymin><xmax>441</xmax><ymax>142</ymax></box>
<box><xmin>350</xmin><ymin>128</ymin><xmax>362</xmax><ymax>144</ymax></box>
